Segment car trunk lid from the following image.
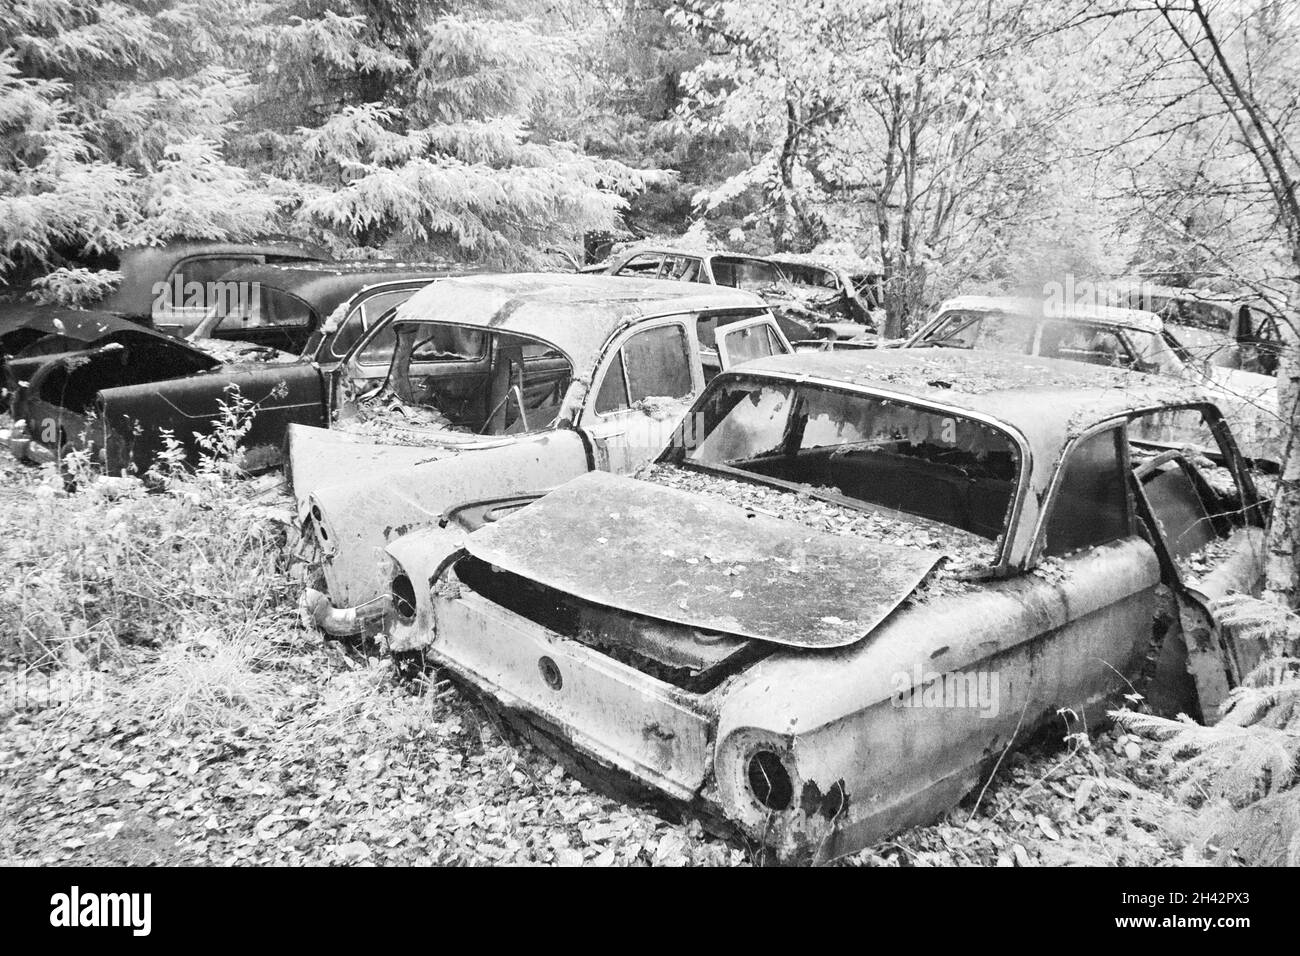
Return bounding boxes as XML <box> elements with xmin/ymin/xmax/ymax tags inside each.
<box><xmin>461</xmin><ymin>470</ymin><xmax>944</xmax><ymax>649</ymax></box>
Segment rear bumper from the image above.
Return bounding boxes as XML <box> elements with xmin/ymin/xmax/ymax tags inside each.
<box><xmin>300</xmin><ymin>587</ymin><xmax>388</xmax><ymax>637</ymax></box>
<box><xmin>430</xmin><ymin>588</ymin><xmax>716</xmax><ymax>803</ymax></box>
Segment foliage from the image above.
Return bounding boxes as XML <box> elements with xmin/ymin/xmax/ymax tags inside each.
<box><xmin>28</xmin><ymin>267</ymin><xmax>123</xmax><ymax>307</ymax></box>
<box><xmin>1113</xmin><ymin>597</ymin><xmax>1300</xmax><ymax>864</ymax></box>
<box><xmin>673</xmin><ymin>0</ymin><xmax>1100</xmax><ymax>333</ymax></box>
<box><xmin>0</xmin><ymin>0</ymin><xmax>659</xmax><ymax>287</ymax></box>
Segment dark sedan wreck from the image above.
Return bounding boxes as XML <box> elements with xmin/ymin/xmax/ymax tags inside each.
<box><xmin>4</xmin><ymin>263</ymin><xmax>464</xmax><ymax>472</ymax></box>
<box><xmin>379</xmin><ymin>349</ymin><xmax>1270</xmax><ymax>862</ymax></box>
<box><xmin>0</xmin><ymin>239</ymin><xmax>327</xmax><ymax>357</ymax></box>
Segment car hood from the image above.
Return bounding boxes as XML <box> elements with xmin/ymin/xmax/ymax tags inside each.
<box><xmin>461</xmin><ymin>470</ymin><xmax>944</xmax><ymax>649</ymax></box>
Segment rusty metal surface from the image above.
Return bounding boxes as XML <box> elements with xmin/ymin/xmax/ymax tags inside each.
<box><xmin>309</xmin><ymin>428</ymin><xmax>592</xmax><ymax>607</ymax></box>
<box><xmin>923</xmin><ymin>294</ymin><xmax>1169</xmax><ymax>332</ymax></box>
<box><xmin>735</xmin><ymin>347</ymin><xmax>1207</xmax><ymax>417</ymax></box>
<box><xmin>288</xmin><ymin>424</ymin><xmax>470</xmax><ymax>508</ymax></box>
<box><xmin>393</xmin><ymin>273</ymin><xmax>768</xmax><ymax>375</ymax></box>
<box><xmin>462</xmin><ymin>470</ymin><xmax>942</xmax><ymax>648</ymax></box>
<box><xmin>709</xmin><ymin>534</ymin><xmax>1164</xmax><ymax>859</ymax></box>
<box><xmin>434</xmin><ymin>589</ymin><xmax>715</xmax><ymax>801</ymax></box>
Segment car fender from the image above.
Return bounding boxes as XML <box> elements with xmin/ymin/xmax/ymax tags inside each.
<box><xmin>710</xmin><ymin>535</ymin><xmax>1162</xmax><ymax>861</ymax></box>
<box><xmin>382</xmin><ymin>525</ymin><xmax>472</xmax><ymax>653</ymax></box>
<box><xmin>305</xmin><ymin>428</ymin><xmax>592</xmax><ymax>608</ymax></box>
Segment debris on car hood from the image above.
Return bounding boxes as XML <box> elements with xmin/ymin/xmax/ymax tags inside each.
<box><xmin>641</xmin><ymin>463</ymin><xmax>997</xmax><ymax>599</ymax></box>
<box><xmin>461</xmin><ymin>469</ymin><xmax>944</xmax><ymax>648</ymax></box>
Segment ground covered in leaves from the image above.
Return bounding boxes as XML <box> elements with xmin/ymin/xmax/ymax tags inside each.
<box><xmin>0</xmin><ymin>453</ymin><xmax>1203</xmax><ymax>867</ymax></box>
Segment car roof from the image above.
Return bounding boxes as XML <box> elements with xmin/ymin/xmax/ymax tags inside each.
<box><xmin>934</xmin><ymin>295</ymin><xmax>1165</xmax><ymax>334</ymax></box>
<box><xmin>734</xmin><ymin>347</ymin><xmax>1209</xmax><ymax>446</ymax></box>
<box><xmin>394</xmin><ymin>273</ymin><xmax>770</xmax><ymax>371</ymax></box>
<box><xmin>768</xmin><ymin>252</ymin><xmax>882</xmax><ymax>276</ymax></box>
<box><xmin>215</xmin><ymin>262</ymin><xmax>476</xmax><ymax>317</ymax></box>
<box><xmin>100</xmin><ymin>240</ymin><xmax>329</xmax><ymax>315</ymax></box>
<box><xmin>614</xmin><ymin>246</ymin><xmax>773</xmax><ymax>262</ymax></box>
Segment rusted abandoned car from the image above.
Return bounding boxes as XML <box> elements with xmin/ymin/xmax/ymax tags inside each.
<box><xmin>293</xmin><ymin>274</ymin><xmax>792</xmax><ymax>634</ymax></box>
<box><xmin>903</xmin><ymin>296</ymin><xmax>1282</xmax><ymax>462</ymax></box>
<box><xmin>0</xmin><ymin>239</ymin><xmax>327</xmax><ymax>356</ymax></box>
<box><xmin>5</xmin><ymin>262</ymin><xmax>464</xmax><ymax>472</ymax></box>
<box><xmin>379</xmin><ymin>348</ymin><xmax>1269</xmax><ymax>862</ymax></box>
<box><xmin>584</xmin><ymin>245</ymin><xmax>860</xmax><ymax>342</ymax></box>
<box><xmin>1109</xmin><ymin>280</ymin><xmax>1285</xmax><ymax>375</ymax></box>
<box><xmin>767</xmin><ymin>252</ymin><xmax>884</xmax><ymax>335</ymax></box>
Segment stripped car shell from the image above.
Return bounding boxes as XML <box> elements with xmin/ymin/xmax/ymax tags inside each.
<box><xmin>587</xmin><ymin>245</ymin><xmax>877</xmax><ymax>342</ymax></box>
<box><xmin>903</xmin><ymin>295</ymin><xmax>1283</xmax><ymax>463</ymax></box>
<box><xmin>384</xmin><ymin>348</ymin><xmax>1270</xmax><ymax>862</ymax></box>
<box><xmin>293</xmin><ymin>274</ymin><xmax>792</xmax><ymax>633</ymax></box>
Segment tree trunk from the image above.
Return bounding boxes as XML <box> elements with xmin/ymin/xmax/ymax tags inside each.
<box><xmin>1263</xmin><ymin>276</ymin><xmax>1300</xmax><ymax>611</ymax></box>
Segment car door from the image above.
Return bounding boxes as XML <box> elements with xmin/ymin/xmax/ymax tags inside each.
<box><xmin>716</xmin><ymin>314</ymin><xmax>793</xmax><ymax>368</ymax></box>
<box><xmin>580</xmin><ymin>318</ymin><xmax>700</xmax><ymax>474</ymax></box>
<box><xmin>972</xmin><ymin>425</ymin><xmax>1166</xmax><ymax>745</ymax></box>
<box><xmin>580</xmin><ymin>312</ymin><xmax>791</xmax><ymax>473</ymax></box>
<box><xmin>1125</xmin><ymin>405</ymin><xmax>1268</xmax><ymax>717</ymax></box>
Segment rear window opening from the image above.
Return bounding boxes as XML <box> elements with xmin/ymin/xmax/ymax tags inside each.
<box><xmin>664</xmin><ymin>376</ymin><xmax>1021</xmax><ymax>544</ymax></box>
<box><xmin>352</xmin><ymin>324</ymin><xmax>573</xmax><ymax>436</ymax></box>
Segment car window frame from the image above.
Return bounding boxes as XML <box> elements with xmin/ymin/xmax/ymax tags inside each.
<box><xmin>585</xmin><ymin>315</ymin><xmax>701</xmax><ymax>421</ymax></box>
<box><xmin>1026</xmin><ymin>404</ymin><xmax>1260</xmax><ymax>567</ymax></box>
<box><xmin>328</xmin><ymin>283</ymin><xmax>429</xmax><ymax>360</ymax></box>
<box><xmin>662</xmin><ymin>372</ymin><xmax>1034</xmax><ymax>574</ymax></box>
<box><xmin>1035</xmin><ymin>422</ymin><xmax>1133</xmax><ymax>559</ymax></box>
<box><xmin>165</xmin><ymin>254</ymin><xmax>264</xmax><ymax>294</ymax></box>
<box><xmin>613</xmin><ymin>252</ymin><xmax>667</xmax><ymax>279</ymax></box>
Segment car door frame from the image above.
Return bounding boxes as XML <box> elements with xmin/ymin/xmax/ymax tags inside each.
<box><xmin>308</xmin><ymin>279</ymin><xmax>434</xmax><ymax>367</ymax></box>
<box><xmin>577</xmin><ymin>313</ymin><xmax>702</xmax><ymax>473</ymax></box>
<box><xmin>716</xmin><ymin>313</ymin><xmax>794</xmax><ymax>367</ymax></box>
<box><xmin>577</xmin><ymin>309</ymin><xmax>791</xmax><ymax>473</ymax></box>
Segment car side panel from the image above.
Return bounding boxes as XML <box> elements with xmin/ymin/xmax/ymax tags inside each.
<box><xmin>710</xmin><ymin>535</ymin><xmax>1162</xmax><ymax>860</ymax></box>
<box><xmin>99</xmin><ymin>362</ymin><xmax>327</xmax><ymax>473</ymax></box>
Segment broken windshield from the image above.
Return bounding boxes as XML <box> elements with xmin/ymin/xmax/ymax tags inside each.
<box><xmin>664</xmin><ymin>375</ymin><xmax>1021</xmax><ymax>541</ymax></box>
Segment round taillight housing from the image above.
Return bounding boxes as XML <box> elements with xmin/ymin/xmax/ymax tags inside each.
<box><xmin>391</xmin><ymin>572</ymin><xmax>417</xmax><ymax>622</ymax></box>
<box><xmin>747</xmin><ymin>750</ymin><xmax>794</xmax><ymax>811</ymax></box>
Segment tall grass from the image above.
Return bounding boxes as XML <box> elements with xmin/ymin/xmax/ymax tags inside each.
<box><xmin>0</xmin><ymin>390</ymin><xmax>297</xmax><ymax>730</ymax></box>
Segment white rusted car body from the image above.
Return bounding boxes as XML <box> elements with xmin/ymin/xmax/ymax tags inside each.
<box><xmin>904</xmin><ymin>295</ymin><xmax>1282</xmax><ymax>463</ymax></box>
<box><xmin>383</xmin><ymin>349</ymin><xmax>1271</xmax><ymax>862</ymax></box>
<box><xmin>293</xmin><ymin>274</ymin><xmax>791</xmax><ymax>632</ymax></box>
